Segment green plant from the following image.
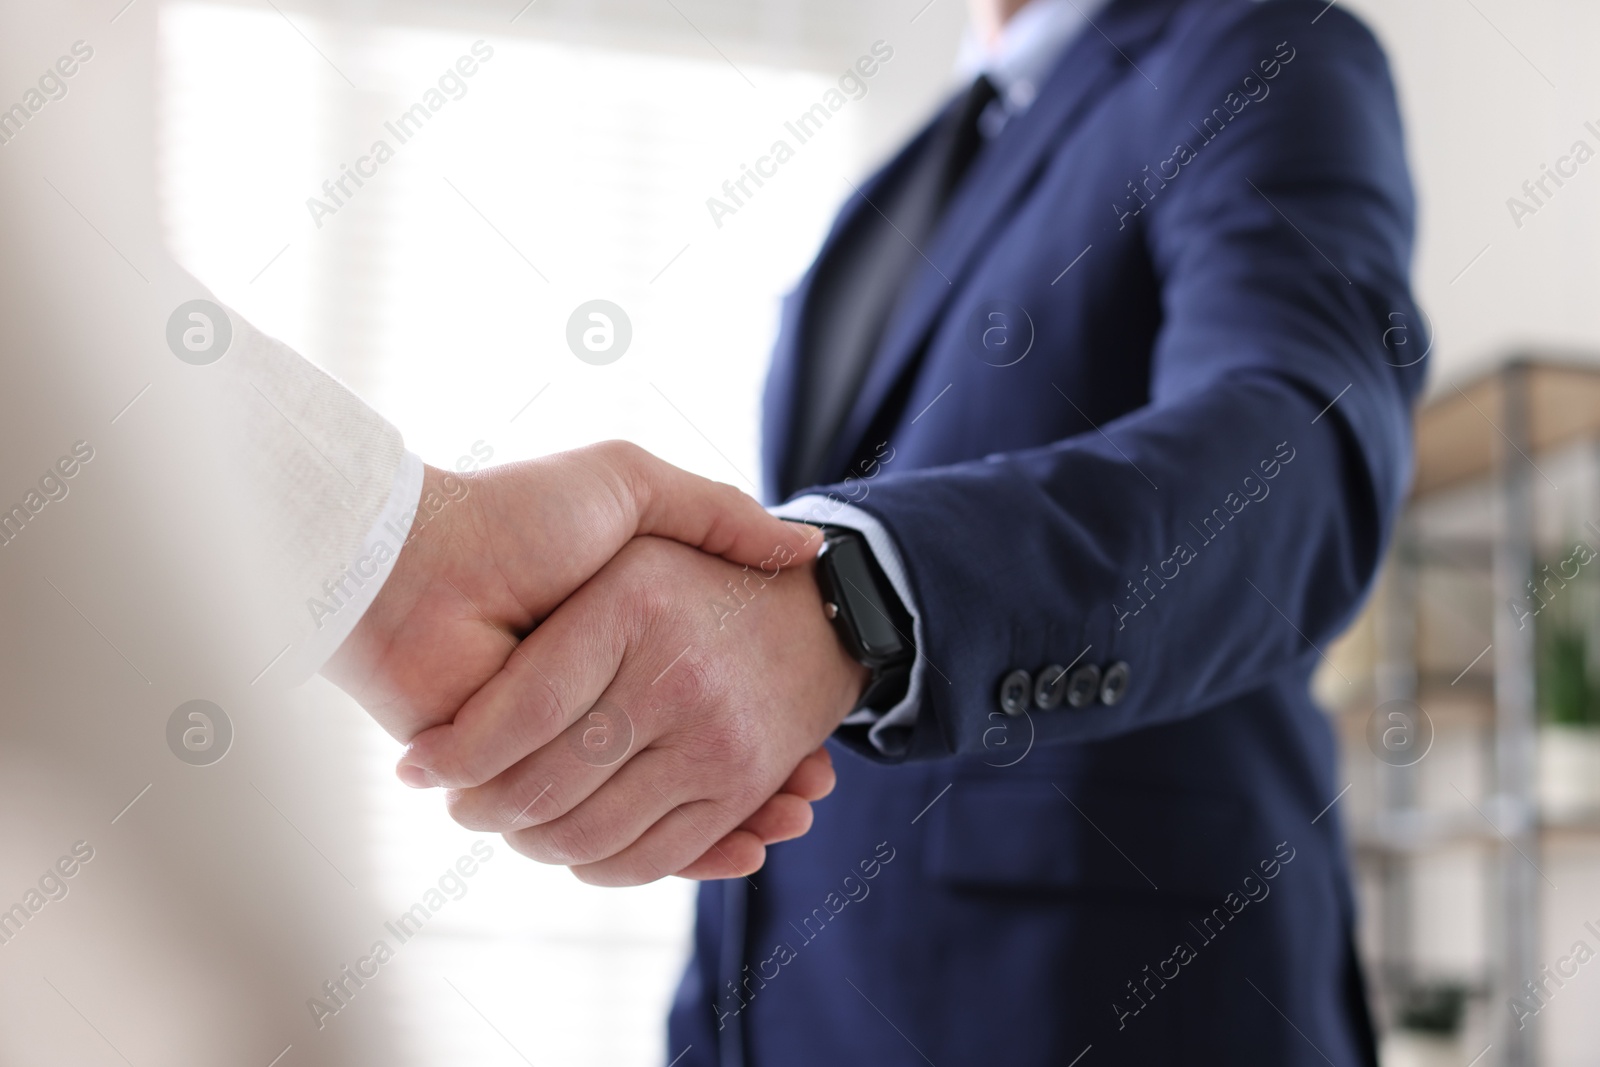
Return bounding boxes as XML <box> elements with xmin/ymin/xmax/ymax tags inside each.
<box><xmin>1531</xmin><ymin>541</ymin><xmax>1600</xmax><ymax>728</ymax></box>
<box><xmin>1396</xmin><ymin>981</ymin><xmax>1469</xmax><ymax>1035</ymax></box>
<box><xmin>1538</xmin><ymin>626</ymin><xmax>1598</xmax><ymax>727</ymax></box>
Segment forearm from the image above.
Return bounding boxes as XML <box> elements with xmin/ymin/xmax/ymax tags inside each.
<box><xmin>811</xmin><ymin>371</ymin><xmax>1399</xmax><ymax>760</ymax></box>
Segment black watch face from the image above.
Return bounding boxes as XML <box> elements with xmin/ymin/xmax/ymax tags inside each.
<box><xmin>825</xmin><ymin>535</ymin><xmax>905</xmax><ymax>660</ymax></box>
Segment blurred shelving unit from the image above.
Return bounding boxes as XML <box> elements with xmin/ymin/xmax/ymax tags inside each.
<box><xmin>1323</xmin><ymin>358</ymin><xmax>1600</xmax><ymax>1067</ymax></box>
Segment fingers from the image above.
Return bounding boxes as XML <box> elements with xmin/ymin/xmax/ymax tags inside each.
<box><xmin>737</xmin><ymin>791</ymin><xmax>816</xmax><ymax>845</ymax></box>
<box><xmin>398</xmin><ymin>580</ymin><xmax>630</xmax><ymax>789</ymax></box>
<box><xmin>614</xmin><ymin>443</ymin><xmax>821</xmax><ymax>570</ymax></box>
<box><xmin>443</xmin><ymin>693</ymin><xmax>662</xmax><ymax>832</ymax></box>
<box><xmin>464</xmin><ymin>743</ymin><xmax>825</xmax><ymax>874</ymax></box>
<box><xmin>662</xmin><ymin>831</ymin><xmax>768</xmax><ymax>883</ymax></box>
<box><xmin>509</xmin><ymin>749</ymin><xmax>824</xmax><ymax>885</ymax></box>
<box><xmin>669</xmin><ymin>789</ymin><xmax>820</xmax><ymax>881</ymax></box>
<box><xmin>566</xmin><ymin>794</ymin><xmax>771</xmax><ymax>887</ymax></box>
<box><xmin>501</xmin><ymin>747</ymin><xmax>692</xmax><ymax>868</ymax></box>
<box><xmin>781</xmin><ymin>746</ymin><xmax>835</xmax><ymax>802</ymax></box>
<box><xmin>407</xmin><ymin>532</ymin><xmax>844</xmax><ymax>883</ymax></box>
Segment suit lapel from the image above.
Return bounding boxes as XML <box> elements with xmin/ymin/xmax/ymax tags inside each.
<box><xmin>812</xmin><ymin>0</ymin><xmax>1184</xmax><ymax>484</ymax></box>
<box><xmin>766</xmin><ymin>118</ymin><xmax>951</xmax><ymax>497</ymax></box>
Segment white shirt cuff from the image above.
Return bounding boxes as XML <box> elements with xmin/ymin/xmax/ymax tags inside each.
<box><xmin>771</xmin><ymin>495</ymin><xmax>924</xmax><ymax>757</ymax></box>
<box><xmin>281</xmin><ymin>450</ymin><xmax>425</xmax><ymax>684</ymax></box>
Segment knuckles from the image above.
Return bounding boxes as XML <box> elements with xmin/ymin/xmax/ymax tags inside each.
<box><xmin>406</xmin><ymin>677</ymin><xmax>570</xmax><ymax>791</ymax></box>
<box><xmin>698</xmin><ymin>704</ymin><xmax>769</xmax><ymax>787</ymax></box>
<box><xmin>442</xmin><ymin>787</ymin><xmax>500</xmax><ymax>831</ymax></box>
<box><xmin>511</xmin><ymin>811</ymin><xmax>611</xmax><ymax>867</ymax></box>
<box><xmin>586</xmin><ymin>438</ymin><xmax>648</xmax><ymax>472</ymax></box>
<box><xmin>505</xmin><ymin>677</ymin><xmax>573</xmax><ymax>762</ymax></box>
<box><xmin>647</xmin><ymin>644</ymin><xmax>721</xmax><ymax>718</ymax></box>
<box><xmin>584</xmin><ymin>439</ymin><xmax>650</xmax><ymax>509</ymax></box>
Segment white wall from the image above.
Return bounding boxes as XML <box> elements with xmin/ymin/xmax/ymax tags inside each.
<box><xmin>1347</xmin><ymin>0</ymin><xmax>1600</xmax><ymax>391</ymax></box>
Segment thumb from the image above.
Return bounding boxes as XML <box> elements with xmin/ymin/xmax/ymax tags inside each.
<box><xmin>624</xmin><ymin>450</ymin><xmax>822</xmax><ymax>569</ymax></box>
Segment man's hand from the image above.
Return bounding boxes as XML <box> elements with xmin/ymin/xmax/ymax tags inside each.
<box><xmin>396</xmin><ymin>536</ymin><xmax>871</xmax><ymax>886</ymax></box>
<box><xmin>327</xmin><ymin>441</ymin><xmax>817</xmax><ymax>739</ymax></box>
<box><xmin>325</xmin><ymin>442</ymin><xmax>834</xmax><ymax>878</ymax></box>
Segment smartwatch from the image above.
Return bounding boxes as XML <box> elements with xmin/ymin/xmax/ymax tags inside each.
<box><xmin>812</xmin><ymin>525</ymin><xmax>916</xmax><ymax>711</ymax></box>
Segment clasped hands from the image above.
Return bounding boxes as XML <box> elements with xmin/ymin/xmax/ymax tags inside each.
<box><xmin>326</xmin><ymin>442</ymin><xmax>869</xmax><ymax>885</ymax></box>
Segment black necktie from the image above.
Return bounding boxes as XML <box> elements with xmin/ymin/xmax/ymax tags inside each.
<box><xmin>788</xmin><ymin>75</ymin><xmax>1000</xmax><ymax>491</ymax></box>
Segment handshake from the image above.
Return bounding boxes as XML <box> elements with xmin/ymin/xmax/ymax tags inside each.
<box><xmin>324</xmin><ymin>442</ymin><xmax>870</xmax><ymax>886</ymax></box>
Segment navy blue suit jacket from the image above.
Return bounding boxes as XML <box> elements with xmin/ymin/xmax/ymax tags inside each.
<box><xmin>671</xmin><ymin>1</ymin><xmax>1424</xmax><ymax>1063</ymax></box>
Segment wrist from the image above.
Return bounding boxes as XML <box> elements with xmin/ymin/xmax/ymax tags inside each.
<box><xmin>793</xmin><ymin>556</ymin><xmax>873</xmax><ymax>725</ymax></box>
<box><xmin>809</xmin><ymin>525</ymin><xmax>914</xmax><ymax>714</ymax></box>
<box><xmin>326</xmin><ymin>463</ymin><xmax>475</xmax><ymax>684</ymax></box>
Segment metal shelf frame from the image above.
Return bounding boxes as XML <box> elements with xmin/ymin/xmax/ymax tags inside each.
<box><xmin>1359</xmin><ymin>357</ymin><xmax>1600</xmax><ymax>1067</ymax></box>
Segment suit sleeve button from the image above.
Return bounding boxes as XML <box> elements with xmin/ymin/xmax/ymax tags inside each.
<box><xmin>1065</xmin><ymin>664</ymin><xmax>1102</xmax><ymax>709</ymax></box>
<box><xmin>998</xmin><ymin>670</ymin><xmax>1033</xmax><ymax>717</ymax></box>
<box><xmin>1100</xmin><ymin>661</ymin><xmax>1131</xmax><ymax>706</ymax></box>
<box><xmin>1033</xmin><ymin>665</ymin><xmax>1068</xmax><ymax>710</ymax></box>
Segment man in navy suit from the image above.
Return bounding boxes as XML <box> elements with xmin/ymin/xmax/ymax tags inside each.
<box><xmin>411</xmin><ymin>0</ymin><xmax>1424</xmax><ymax>1061</ymax></box>
<box><xmin>664</xmin><ymin>0</ymin><xmax>1423</xmax><ymax>1062</ymax></box>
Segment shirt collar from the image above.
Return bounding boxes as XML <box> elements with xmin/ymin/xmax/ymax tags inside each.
<box><xmin>956</xmin><ymin>0</ymin><xmax>1114</xmax><ymax>120</ymax></box>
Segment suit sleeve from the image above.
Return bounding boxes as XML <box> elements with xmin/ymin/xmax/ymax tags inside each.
<box><xmin>804</xmin><ymin>7</ymin><xmax>1426</xmax><ymax>761</ymax></box>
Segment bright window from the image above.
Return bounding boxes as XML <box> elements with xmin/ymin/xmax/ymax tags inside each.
<box><xmin>159</xmin><ymin>4</ymin><xmax>862</xmax><ymax>1063</ymax></box>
